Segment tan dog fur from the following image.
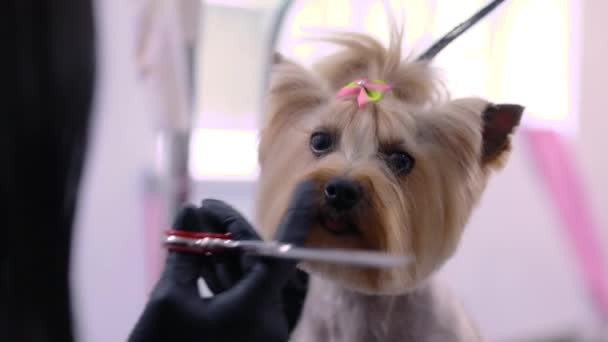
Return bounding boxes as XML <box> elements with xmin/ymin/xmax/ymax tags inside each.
<box><xmin>256</xmin><ymin>27</ymin><xmax>523</xmax><ymax>341</ymax></box>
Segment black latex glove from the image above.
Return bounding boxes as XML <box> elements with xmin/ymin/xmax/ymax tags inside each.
<box><xmin>128</xmin><ymin>181</ymin><xmax>316</xmax><ymax>342</ymax></box>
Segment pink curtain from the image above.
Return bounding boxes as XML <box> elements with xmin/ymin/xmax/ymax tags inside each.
<box><xmin>523</xmin><ymin>129</ymin><xmax>608</xmax><ymax>319</ymax></box>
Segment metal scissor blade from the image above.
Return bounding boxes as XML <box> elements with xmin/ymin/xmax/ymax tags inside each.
<box><xmin>164</xmin><ymin>235</ymin><xmax>413</xmax><ymax>269</ymax></box>
<box><xmin>234</xmin><ymin>241</ymin><xmax>413</xmax><ymax>269</ymax></box>
<box><xmin>251</xmin><ymin>245</ymin><xmax>412</xmax><ymax>268</ymax></box>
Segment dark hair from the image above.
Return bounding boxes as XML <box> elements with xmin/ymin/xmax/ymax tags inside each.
<box><xmin>1</xmin><ymin>0</ymin><xmax>95</xmax><ymax>340</ymax></box>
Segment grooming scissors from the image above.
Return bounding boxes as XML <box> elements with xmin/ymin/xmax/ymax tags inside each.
<box><xmin>163</xmin><ymin>230</ymin><xmax>412</xmax><ymax>269</ymax></box>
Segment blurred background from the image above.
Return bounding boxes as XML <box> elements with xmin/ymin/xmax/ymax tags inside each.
<box><xmin>71</xmin><ymin>0</ymin><xmax>607</xmax><ymax>341</ymax></box>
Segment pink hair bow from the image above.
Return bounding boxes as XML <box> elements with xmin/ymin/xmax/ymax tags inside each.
<box><xmin>336</xmin><ymin>79</ymin><xmax>392</xmax><ymax>108</ymax></box>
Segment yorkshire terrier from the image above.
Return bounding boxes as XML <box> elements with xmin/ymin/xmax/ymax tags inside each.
<box><xmin>255</xmin><ymin>25</ymin><xmax>523</xmax><ymax>341</ymax></box>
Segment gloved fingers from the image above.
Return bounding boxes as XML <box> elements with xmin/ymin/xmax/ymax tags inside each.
<box><xmin>197</xmin><ymin>199</ymin><xmax>260</xmax><ymax>287</ymax></box>
<box><xmin>207</xmin><ymin>262</ymin><xmax>277</xmax><ymax>315</ymax></box>
<box><xmin>164</xmin><ymin>255</ymin><xmax>244</xmax><ymax>297</ymax></box>
<box><xmin>224</xmin><ymin>180</ymin><xmax>317</xmax><ymax>300</ymax></box>
<box><xmin>155</xmin><ymin>254</ymin><xmax>204</xmax><ymax>301</ymax></box>
<box><xmin>273</xmin><ymin>180</ymin><xmax>318</xmax><ymax>245</ymax></box>
<box><xmin>210</xmin><ymin>182</ymin><xmax>317</xmax><ymax>304</ymax></box>
<box><xmin>159</xmin><ymin>206</ymin><xmax>207</xmax><ymax>299</ymax></box>
<box><xmin>172</xmin><ymin>199</ymin><xmax>255</xmax><ymax>238</ymax></box>
<box><xmin>197</xmin><ymin>254</ymin><xmax>251</xmax><ymax>294</ymax></box>
<box><xmin>171</xmin><ymin>204</ymin><xmax>202</xmax><ymax>232</ymax></box>
<box><xmin>197</xmin><ymin>259</ymin><xmax>226</xmax><ymax>295</ymax></box>
<box><xmin>209</xmin><ymin>249</ymin><xmax>249</xmax><ymax>291</ymax></box>
<box><xmin>182</xmin><ymin>187</ymin><xmax>315</xmax><ymax>310</ymax></box>
<box><xmin>199</xmin><ymin>199</ymin><xmax>261</xmax><ymax>241</ymax></box>
<box><xmin>162</xmin><ymin>206</ymin><xmax>241</xmax><ymax>298</ymax></box>
<box><xmin>162</xmin><ymin>199</ymin><xmax>256</xmax><ymax>295</ymax></box>
<box><xmin>281</xmin><ymin>269</ymin><xmax>309</xmax><ymax>332</ymax></box>
<box><xmin>212</xmin><ymin>258</ymin><xmax>243</xmax><ymax>291</ymax></box>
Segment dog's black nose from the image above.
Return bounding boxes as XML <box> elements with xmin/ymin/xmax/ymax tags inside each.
<box><xmin>324</xmin><ymin>178</ymin><xmax>361</xmax><ymax>211</ymax></box>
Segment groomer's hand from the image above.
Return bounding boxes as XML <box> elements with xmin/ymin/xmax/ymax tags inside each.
<box><xmin>128</xmin><ymin>181</ymin><xmax>316</xmax><ymax>342</ymax></box>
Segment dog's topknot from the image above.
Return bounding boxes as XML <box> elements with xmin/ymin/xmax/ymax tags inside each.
<box><xmin>313</xmin><ymin>28</ymin><xmax>446</xmax><ymax>107</ymax></box>
<box><xmin>266</xmin><ymin>25</ymin><xmax>446</xmax><ymax>131</ymax></box>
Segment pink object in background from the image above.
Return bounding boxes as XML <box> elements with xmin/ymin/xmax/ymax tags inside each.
<box><xmin>142</xmin><ymin>175</ymin><xmax>166</xmax><ymax>293</ymax></box>
<box><xmin>523</xmin><ymin>129</ymin><xmax>608</xmax><ymax>319</ymax></box>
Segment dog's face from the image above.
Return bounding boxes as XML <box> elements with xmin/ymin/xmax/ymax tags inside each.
<box><xmin>256</xmin><ymin>39</ymin><xmax>523</xmax><ymax>294</ymax></box>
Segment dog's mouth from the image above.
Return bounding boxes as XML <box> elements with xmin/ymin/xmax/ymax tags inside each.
<box><xmin>319</xmin><ymin>211</ymin><xmax>359</xmax><ymax>236</ymax></box>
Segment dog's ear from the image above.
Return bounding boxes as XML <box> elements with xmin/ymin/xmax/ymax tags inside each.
<box><xmin>265</xmin><ymin>52</ymin><xmax>327</xmax><ymax>126</ymax></box>
<box><xmin>481</xmin><ymin>104</ymin><xmax>524</xmax><ymax>165</ymax></box>
<box><xmin>420</xmin><ymin>98</ymin><xmax>523</xmax><ymax>168</ymax></box>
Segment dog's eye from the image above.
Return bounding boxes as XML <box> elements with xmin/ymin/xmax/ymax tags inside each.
<box><xmin>310</xmin><ymin>132</ymin><xmax>334</xmax><ymax>155</ymax></box>
<box><xmin>386</xmin><ymin>151</ymin><xmax>415</xmax><ymax>175</ymax></box>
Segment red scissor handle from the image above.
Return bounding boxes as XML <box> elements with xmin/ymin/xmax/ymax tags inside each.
<box><xmin>163</xmin><ymin>230</ymin><xmax>233</xmax><ymax>255</ymax></box>
<box><xmin>164</xmin><ymin>230</ymin><xmax>232</xmax><ymax>239</ymax></box>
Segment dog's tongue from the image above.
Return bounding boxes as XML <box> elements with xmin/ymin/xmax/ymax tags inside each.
<box><xmin>325</xmin><ymin>218</ymin><xmax>346</xmax><ymax>231</ymax></box>
<box><xmin>326</xmin><ymin>219</ymin><xmax>340</xmax><ymax>229</ymax></box>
